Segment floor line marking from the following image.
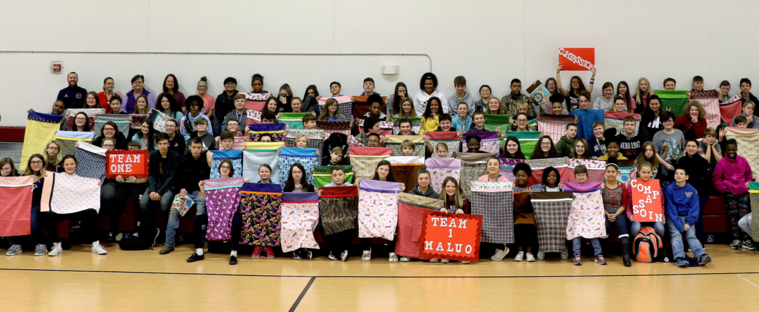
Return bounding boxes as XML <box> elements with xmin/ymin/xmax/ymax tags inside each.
<box><xmin>737</xmin><ymin>274</ymin><xmax>759</xmax><ymax>289</ymax></box>
<box><xmin>289</xmin><ymin>277</ymin><xmax>316</xmax><ymax>312</ymax></box>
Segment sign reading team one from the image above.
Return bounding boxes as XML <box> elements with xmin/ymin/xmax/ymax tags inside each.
<box><xmin>419</xmin><ymin>211</ymin><xmax>482</xmax><ymax>262</ymax></box>
<box><xmin>105</xmin><ymin>150</ymin><xmax>149</xmax><ymax>179</ymax></box>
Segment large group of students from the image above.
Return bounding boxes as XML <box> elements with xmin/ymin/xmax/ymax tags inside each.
<box><xmin>3</xmin><ymin>68</ymin><xmax>759</xmax><ymax>268</ymax></box>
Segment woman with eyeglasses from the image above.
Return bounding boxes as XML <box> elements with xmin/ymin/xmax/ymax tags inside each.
<box><xmin>92</xmin><ymin>121</ymin><xmax>128</xmax><ymax>150</ymax></box>
<box><xmin>5</xmin><ymin>154</ymin><xmax>49</xmax><ymax>256</ymax></box>
<box><xmin>43</xmin><ymin>141</ymin><xmax>63</xmax><ymax>172</ymax></box>
<box><xmin>122</xmin><ymin>74</ymin><xmax>156</xmax><ymax>114</ymax></box>
<box><xmin>196</xmin><ymin>76</ymin><xmax>215</xmax><ymax>118</ymax></box>
<box><xmin>71</xmin><ymin>112</ymin><xmax>92</xmax><ymax>132</ymax></box>
<box><xmin>163</xmin><ymin>119</ymin><xmax>186</xmax><ymax>155</ymax></box>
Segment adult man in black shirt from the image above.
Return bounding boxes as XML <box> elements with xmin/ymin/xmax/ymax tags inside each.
<box><xmin>56</xmin><ymin>72</ymin><xmax>87</xmax><ymax>108</ymax></box>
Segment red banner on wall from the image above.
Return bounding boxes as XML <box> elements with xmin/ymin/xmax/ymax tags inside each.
<box><xmin>418</xmin><ymin>211</ymin><xmax>482</xmax><ymax>262</ymax></box>
<box><xmin>559</xmin><ymin>48</ymin><xmax>595</xmax><ymax>71</ymax></box>
<box><xmin>630</xmin><ymin>178</ymin><xmax>663</xmax><ymax>222</ymax></box>
<box><xmin>106</xmin><ymin>150</ymin><xmax>149</xmax><ymax>179</ymax></box>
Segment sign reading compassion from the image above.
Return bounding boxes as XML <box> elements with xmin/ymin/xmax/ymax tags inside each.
<box><xmin>105</xmin><ymin>150</ymin><xmax>149</xmax><ymax>179</ymax></box>
<box><xmin>419</xmin><ymin>211</ymin><xmax>482</xmax><ymax>262</ymax></box>
<box><xmin>559</xmin><ymin>48</ymin><xmax>595</xmax><ymax>71</ymax></box>
<box><xmin>630</xmin><ymin>178</ymin><xmax>663</xmax><ymax>222</ymax></box>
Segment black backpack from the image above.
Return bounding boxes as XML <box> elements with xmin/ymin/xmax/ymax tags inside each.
<box><xmin>119</xmin><ymin>236</ymin><xmax>152</xmax><ymax>251</ymax></box>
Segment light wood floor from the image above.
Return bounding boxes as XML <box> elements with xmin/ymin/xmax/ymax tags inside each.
<box><xmin>2</xmin><ymin>244</ymin><xmax>759</xmax><ymax>312</ymax></box>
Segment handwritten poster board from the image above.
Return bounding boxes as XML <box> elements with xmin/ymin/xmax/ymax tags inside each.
<box><xmin>559</xmin><ymin>48</ymin><xmax>595</xmax><ymax>71</ymax></box>
<box><xmin>419</xmin><ymin>211</ymin><xmax>482</xmax><ymax>262</ymax></box>
<box><xmin>105</xmin><ymin>150</ymin><xmax>149</xmax><ymax>179</ymax></box>
<box><xmin>630</xmin><ymin>178</ymin><xmax>663</xmax><ymax>222</ymax></box>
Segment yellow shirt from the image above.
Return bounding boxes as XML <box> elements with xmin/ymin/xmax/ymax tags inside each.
<box><xmin>420</xmin><ymin>115</ymin><xmax>440</xmax><ymax>135</ymax></box>
<box><xmin>597</xmin><ymin>153</ymin><xmax>628</xmax><ymax>161</ymax></box>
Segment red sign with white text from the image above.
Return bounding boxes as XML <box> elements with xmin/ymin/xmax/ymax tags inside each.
<box><xmin>418</xmin><ymin>211</ymin><xmax>482</xmax><ymax>262</ymax></box>
<box><xmin>559</xmin><ymin>48</ymin><xmax>595</xmax><ymax>71</ymax></box>
<box><xmin>630</xmin><ymin>178</ymin><xmax>663</xmax><ymax>222</ymax></box>
<box><xmin>106</xmin><ymin>150</ymin><xmax>149</xmax><ymax>179</ymax></box>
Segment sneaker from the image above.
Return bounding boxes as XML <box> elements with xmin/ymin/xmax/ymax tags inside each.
<box><xmin>293</xmin><ymin>250</ymin><xmax>302</xmax><ymax>260</ymax></box>
<box><xmin>400</xmin><ymin>257</ymin><xmax>410</xmax><ymax>262</ymax></box>
<box><xmin>537</xmin><ymin>251</ymin><xmax>545</xmax><ymax>260</ymax></box>
<box><xmin>115</xmin><ymin>232</ymin><xmax>123</xmax><ymax>242</ymax></box>
<box><xmin>526</xmin><ymin>252</ymin><xmax>536</xmax><ymax>262</ymax></box>
<box><xmin>560</xmin><ymin>250</ymin><xmax>569</xmax><ymax>260</ymax></box>
<box><xmin>730</xmin><ymin>239</ymin><xmax>742</xmax><ymax>250</ymax></box>
<box><xmin>34</xmin><ymin>244</ymin><xmax>47</xmax><ymax>256</ymax></box>
<box><xmin>573</xmin><ymin>255</ymin><xmax>582</xmax><ymax>266</ymax></box>
<box><xmin>159</xmin><ymin>246</ymin><xmax>174</xmax><ymax>255</ymax></box>
<box><xmin>91</xmin><ymin>242</ymin><xmax>107</xmax><ymax>255</ymax></box>
<box><xmin>441</xmin><ymin>259</ymin><xmax>449</xmax><ymax>263</ymax></box>
<box><xmin>595</xmin><ymin>254</ymin><xmax>607</xmax><ymax>265</ymax></box>
<box><xmin>662</xmin><ymin>256</ymin><xmax>670</xmax><ymax>263</ymax></box>
<box><xmin>328</xmin><ymin>251</ymin><xmax>338</xmax><ymax>261</ymax></box>
<box><xmin>187</xmin><ymin>253</ymin><xmax>205</xmax><ymax>263</ymax></box>
<box><xmin>388</xmin><ymin>252</ymin><xmax>398</xmax><ymax>262</ymax></box>
<box><xmin>675</xmin><ymin>257</ymin><xmax>689</xmax><ymax>267</ymax></box>
<box><xmin>462</xmin><ymin>261</ymin><xmax>470</xmax><ymax>264</ymax></box>
<box><xmin>303</xmin><ymin>250</ymin><xmax>313</xmax><ymax>260</ymax></box>
<box><xmin>742</xmin><ymin>239</ymin><xmax>755</xmax><ymax>251</ymax></box>
<box><xmin>48</xmin><ymin>242</ymin><xmax>63</xmax><ymax>257</ymax></box>
<box><xmin>264</xmin><ymin>247</ymin><xmax>275</xmax><ymax>258</ymax></box>
<box><xmin>340</xmin><ymin>250</ymin><xmax>349</xmax><ymax>262</ymax></box>
<box><xmin>5</xmin><ymin>244</ymin><xmax>21</xmax><ymax>256</ymax></box>
<box><xmin>361</xmin><ymin>249</ymin><xmax>372</xmax><ymax>261</ymax></box>
<box><xmin>699</xmin><ymin>254</ymin><xmax>712</xmax><ymax>266</ymax></box>
<box><xmin>514</xmin><ymin>251</ymin><xmax>524</xmax><ymax>262</ymax></box>
<box><xmin>252</xmin><ymin>246</ymin><xmax>263</xmax><ymax>258</ymax></box>
<box><xmin>491</xmin><ymin>246</ymin><xmax>510</xmax><ymax>261</ymax></box>
<box><xmin>430</xmin><ymin>258</ymin><xmax>439</xmax><ymax>263</ymax></box>
<box><xmin>229</xmin><ymin>255</ymin><xmax>238</xmax><ymax>265</ymax></box>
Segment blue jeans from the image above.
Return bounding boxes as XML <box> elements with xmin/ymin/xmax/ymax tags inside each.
<box><xmin>668</xmin><ymin>216</ymin><xmax>706</xmax><ymax>260</ymax></box>
<box><xmin>165</xmin><ymin>191</ymin><xmax>206</xmax><ymax>247</ymax></box>
<box><xmin>8</xmin><ymin>205</ymin><xmax>44</xmax><ymax>245</ymax></box>
<box><xmin>605</xmin><ymin>214</ymin><xmax>629</xmax><ymax>238</ymax></box>
<box><xmin>630</xmin><ymin>221</ymin><xmax>665</xmax><ymax>237</ymax></box>
<box><xmin>572</xmin><ymin>237</ymin><xmax>602</xmax><ymax>256</ymax></box>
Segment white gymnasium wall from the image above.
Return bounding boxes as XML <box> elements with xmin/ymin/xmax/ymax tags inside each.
<box><xmin>1</xmin><ymin>0</ymin><xmax>758</xmax><ymax>127</ymax></box>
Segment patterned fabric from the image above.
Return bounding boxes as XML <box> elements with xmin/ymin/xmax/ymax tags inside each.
<box><xmin>563</xmin><ymin>182</ymin><xmax>607</xmax><ymax>239</ymax></box>
<box><xmin>171</xmin><ymin>194</ymin><xmax>194</xmax><ymax>217</ymax></box>
<box><xmin>233</xmin><ymin>136</ymin><xmax>246</xmax><ymax>151</ymax></box>
<box><xmin>725</xmin><ymin>127</ymin><xmax>759</xmax><ymax>180</ymax></box>
<box><xmin>280</xmin><ymin>192</ymin><xmax>320</xmax><ymax>252</ymax></box>
<box><xmin>503</xmin><ymin>131</ymin><xmax>541</xmax><ymax>159</ymax></box>
<box><xmin>425</xmin><ymin>158</ymin><xmax>461</xmax><ymax>194</ymax></box>
<box><xmin>604</xmin><ymin>111</ymin><xmax>641</xmax><ymax>136</ymax></box>
<box><xmin>522</xmin><ymin>157</ymin><xmax>575</xmax><ymax>185</ymax></box>
<box><xmin>350</xmin><ymin>155</ymin><xmax>390</xmax><ymax>180</ymax></box>
<box><xmin>66</xmin><ymin>108</ymin><xmax>102</xmax><ymax>131</ymax></box>
<box><xmin>569</xmin><ymin>109</ymin><xmax>605</xmax><ymax>143</ymax></box>
<box><xmin>55</xmin><ymin>131</ymin><xmax>94</xmax><ymax>157</ymax></box>
<box><xmin>0</xmin><ymin>176</ymin><xmax>35</xmax><ymax>236</ymax></box>
<box><xmin>313</xmin><ymin>165</ymin><xmax>354</xmax><ymax>187</ymax></box>
<box><xmin>720</xmin><ymin>94</ymin><xmax>743</xmax><ymax>126</ymax></box>
<box><xmin>386</xmin><ymin>135</ymin><xmax>425</xmax><ymax>156</ymax></box>
<box><xmin>456</xmin><ymin>152</ymin><xmax>494</xmax><ymax>199</ymax></box>
<box><xmin>246</xmin><ymin>110</ymin><xmax>262</xmax><ymax>125</ymax></box>
<box><xmin>655</xmin><ymin>90</ymin><xmax>689</xmax><ymax>118</ymax></box>
<box><xmin>285</xmin><ymin>129</ymin><xmax>324</xmax><ymax>152</ymax></box>
<box><xmin>241</xmin><ymin>92</ymin><xmax>271</xmax><ymax>112</ymax></box>
<box><xmin>499</xmin><ymin>158</ymin><xmax>525</xmax><ymax>181</ymax></box>
<box><xmin>316</xmin><ymin>120</ymin><xmax>351</xmax><ymax>137</ymax></box>
<box><xmin>526</xmin><ymin>80</ymin><xmax>559</xmax><ymax>114</ymax></box>
<box><xmin>318</xmin><ymin>95</ymin><xmax>353</xmax><ymax>120</ymax></box>
<box><xmin>149</xmin><ymin>109</ymin><xmax>172</xmax><ymax>133</ymax></box>
<box><xmin>395</xmin><ymin>192</ymin><xmax>444</xmax><ymax>258</ymax></box>
<box><xmin>470</xmin><ymin>181</ymin><xmax>515</xmax><ymax>244</ymax></box>
<box><xmin>358</xmin><ymin>179</ymin><xmax>403</xmax><ymax>240</ymax></box>
<box><xmin>248</xmin><ymin>123</ymin><xmax>286</xmax><ymax>142</ymax></box>
<box><xmin>67</xmin><ymin>115</ymin><xmax>95</xmax><ymax>131</ymax></box>
<box><xmin>94</xmin><ymin>114</ymin><xmax>130</xmax><ymax>135</ymax></box>
<box><xmin>242</xmin><ymin>149</ymin><xmax>279</xmax><ymax>183</ymax></box>
<box><xmin>277</xmin><ymin>147</ymin><xmax>319</xmax><ymax>188</ymax></box>
<box><xmin>691</xmin><ymin>90</ymin><xmax>721</xmax><ymax>130</ymax></box>
<box><xmin>279</xmin><ymin>113</ymin><xmax>310</xmax><ymax>130</ymax></box>
<box><xmin>318</xmin><ymin>186</ymin><xmax>359</xmax><ymax>236</ymax></box>
<box><xmin>240</xmin><ymin>183</ymin><xmax>283</xmax><ymax>246</ymax></box>
<box><xmin>204</xmin><ymin>177</ymin><xmax>245</xmax><ymax>241</ymax></box>
<box><xmin>530</xmin><ymin>192</ymin><xmax>573</xmax><ymax>253</ymax></box>
<box><xmin>389</xmin><ymin>117</ymin><xmax>422</xmax><ymax>135</ymax></box>
<box><xmin>40</xmin><ymin>172</ymin><xmax>101</xmax><ymax>214</ymax></box>
<box><xmin>537</xmin><ymin>113</ymin><xmax>576</xmax><ymax>144</ymax></box>
<box><xmin>567</xmin><ymin>159</ymin><xmax>606</xmax><ymax>183</ymax></box>
<box><xmin>484</xmin><ymin>115</ymin><xmax>511</xmax><ymax>132</ymax></box>
<box><xmin>74</xmin><ymin>141</ymin><xmax>107</xmax><ymax>182</ymax></box>
<box><xmin>358</xmin><ymin>119</ymin><xmax>394</xmax><ymax>136</ymax></box>
<box><xmin>462</xmin><ymin>131</ymin><xmax>500</xmax><ymax>154</ymax></box>
<box><xmin>21</xmin><ymin>112</ymin><xmax>65</xmax><ymax>171</ymax></box>
<box><xmin>210</xmin><ymin>150</ymin><xmax>243</xmax><ymax>180</ymax></box>
<box><xmin>427</xmin><ymin>131</ymin><xmax>460</xmax><ymax>157</ymax></box>
<box><xmin>617</xmin><ymin>160</ymin><xmax>638</xmax><ymax>184</ymax></box>
<box><xmin>749</xmin><ymin>182</ymin><xmax>759</xmax><ymax>241</ymax></box>
<box><xmin>129</xmin><ymin>114</ymin><xmax>148</xmax><ymax>129</ymax></box>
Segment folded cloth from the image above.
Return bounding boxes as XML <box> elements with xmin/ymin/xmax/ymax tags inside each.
<box><xmin>318</xmin><ymin>95</ymin><xmax>353</xmax><ymax>119</ymax></box>
<box><xmin>499</xmin><ymin>158</ymin><xmax>525</xmax><ymax>181</ymax></box>
<box><xmin>55</xmin><ymin>130</ymin><xmax>94</xmax><ymax>157</ymax></box>
<box><xmin>316</xmin><ymin>120</ymin><xmax>351</xmax><ymax>137</ymax></box>
<box><xmin>285</xmin><ymin>129</ymin><xmax>324</xmax><ymax>152</ymax></box>
<box><xmin>74</xmin><ymin>141</ymin><xmax>108</xmax><ymax>182</ymax></box>
<box><xmin>537</xmin><ymin>113</ymin><xmax>576</xmax><ymax>144</ymax></box>
<box><xmin>386</xmin><ymin>135</ymin><xmax>425</xmax><ymax>156</ymax></box>
<box><xmin>691</xmin><ymin>90</ymin><xmax>721</xmax><ymax>129</ymax></box>
<box><xmin>313</xmin><ymin>165</ymin><xmax>355</xmax><ymax>187</ymax></box>
<box><xmin>358</xmin><ymin>179</ymin><xmax>403</xmax><ymax>240</ymax></box>
<box><xmin>241</xmin><ymin>92</ymin><xmax>271</xmax><ymax>112</ymax></box>
<box><xmin>318</xmin><ymin>186</ymin><xmax>359</xmax><ymax>236</ymax></box>
<box><xmin>655</xmin><ymin>90</ymin><xmax>689</xmax><ymax>118</ymax></box>
<box><xmin>351</xmin><ymin>154</ymin><xmax>390</xmax><ymax>180</ymax></box>
<box><xmin>280</xmin><ymin>192</ymin><xmax>321</xmax><ymax>252</ymax></box>
<box><xmin>462</xmin><ymin>131</ymin><xmax>500</xmax><ymax>154</ymax></box>
<box><xmin>394</xmin><ymin>192</ymin><xmax>444</xmax><ymax>258</ymax></box>
<box><xmin>470</xmin><ymin>181</ymin><xmax>515</xmax><ymax>244</ymax></box>
<box><xmin>94</xmin><ymin>114</ymin><xmax>130</xmax><ymax>135</ymax></box>
<box><xmin>604</xmin><ymin>111</ymin><xmax>641</xmax><ymax>136</ymax></box>
<box><xmin>720</xmin><ymin>94</ymin><xmax>743</xmax><ymax>126</ymax></box>
<box><xmin>0</xmin><ymin>176</ymin><xmax>35</xmax><ymax>236</ymax></box>
<box><xmin>427</xmin><ymin>131</ymin><xmax>460</xmax><ymax>158</ymax></box>
<box><xmin>210</xmin><ymin>150</ymin><xmax>243</xmax><ymax>180</ymax></box>
<box><xmin>725</xmin><ymin>127</ymin><xmax>759</xmax><ymax>180</ymax></box>
<box><xmin>240</xmin><ymin>183</ymin><xmax>283</xmax><ymax>246</ymax></box>
<box><xmin>570</xmin><ymin>109</ymin><xmax>605</xmax><ymax>143</ymax></box>
<box><xmin>563</xmin><ymin>182</ymin><xmax>606</xmax><ymax>239</ymax></box>
<box><xmin>279</xmin><ymin>113</ymin><xmax>311</xmax><ymax>130</ymax></box>
<box><xmin>21</xmin><ymin>112</ymin><xmax>65</xmax><ymax>171</ymax></box>
<box><xmin>242</xmin><ymin>149</ymin><xmax>279</xmax><ymax>183</ymax></box>
<box><xmin>248</xmin><ymin>123</ymin><xmax>286</xmax><ymax>142</ymax></box>
<box><xmin>749</xmin><ymin>182</ymin><xmax>759</xmax><ymax>242</ymax></box>
<box><xmin>277</xmin><ymin>147</ymin><xmax>319</xmax><ymax>188</ymax></box>
<box><xmin>204</xmin><ymin>177</ymin><xmax>245</xmax><ymax>241</ymax></box>
<box><xmin>530</xmin><ymin>191</ymin><xmax>573</xmax><ymax>253</ymax></box>
<box><xmin>425</xmin><ymin>158</ymin><xmax>461</xmax><ymax>194</ymax></box>
<box><xmin>456</xmin><ymin>152</ymin><xmax>496</xmax><ymax>199</ymax></box>
<box><xmin>503</xmin><ymin>131</ymin><xmax>541</xmax><ymax>159</ymax></box>
<box><xmin>40</xmin><ymin>172</ymin><xmax>101</xmax><ymax>214</ymax></box>
<box><xmin>389</xmin><ymin>116</ymin><xmax>422</xmax><ymax>135</ymax></box>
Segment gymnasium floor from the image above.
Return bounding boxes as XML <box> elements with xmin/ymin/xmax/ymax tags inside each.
<box><xmin>2</xmin><ymin>244</ymin><xmax>758</xmax><ymax>311</ymax></box>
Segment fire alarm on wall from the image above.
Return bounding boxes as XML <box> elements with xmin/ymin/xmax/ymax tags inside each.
<box><xmin>50</xmin><ymin>61</ymin><xmax>63</xmax><ymax>74</ymax></box>
<box><xmin>382</xmin><ymin>65</ymin><xmax>399</xmax><ymax>75</ymax></box>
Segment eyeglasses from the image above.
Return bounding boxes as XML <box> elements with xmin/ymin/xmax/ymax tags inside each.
<box><xmin>31</xmin><ymin>160</ymin><xmax>43</xmax><ymax>165</ymax></box>
<box><xmin>104</xmin><ymin>128</ymin><xmax>115</xmax><ymax>131</ymax></box>
<box><xmin>75</xmin><ymin>117</ymin><xmax>87</xmax><ymax>121</ymax></box>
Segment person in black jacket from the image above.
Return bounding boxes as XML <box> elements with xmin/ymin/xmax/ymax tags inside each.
<box><xmin>139</xmin><ymin>133</ymin><xmax>181</xmax><ymax>245</ymax></box>
<box><xmin>214</xmin><ymin>77</ymin><xmax>239</xmax><ymax>135</ymax></box>
<box><xmin>164</xmin><ymin>119</ymin><xmax>186</xmax><ymax>156</ymax></box>
<box><xmin>674</xmin><ymin>138</ymin><xmax>712</xmax><ymax>245</ymax></box>
<box><xmin>159</xmin><ymin>137</ymin><xmax>211</xmax><ymax>254</ymax></box>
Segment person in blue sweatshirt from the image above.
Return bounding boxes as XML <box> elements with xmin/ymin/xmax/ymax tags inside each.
<box><xmin>665</xmin><ymin>167</ymin><xmax>712</xmax><ymax>267</ymax></box>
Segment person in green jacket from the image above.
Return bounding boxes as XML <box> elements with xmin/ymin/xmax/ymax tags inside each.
<box><xmin>555</xmin><ymin>123</ymin><xmax>578</xmax><ymax>157</ymax></box>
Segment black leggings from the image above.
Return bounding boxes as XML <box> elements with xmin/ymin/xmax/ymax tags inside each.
<box><xmin>41</xmin><ymin>209</ymin><xmax>98</xmax><ymax>243</ymax></box>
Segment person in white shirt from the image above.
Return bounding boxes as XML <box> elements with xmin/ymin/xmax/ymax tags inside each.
<box><xmin>413</xmin><ymin>72</ymin><xmax>449</xmax><ymax>116</ymax></box>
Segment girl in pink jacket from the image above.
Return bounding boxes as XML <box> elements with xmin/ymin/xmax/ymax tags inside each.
<box><xmin>712</xmin><ymin>139</ymin><xmax>754</xmax><ymax>250</ymax></box>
